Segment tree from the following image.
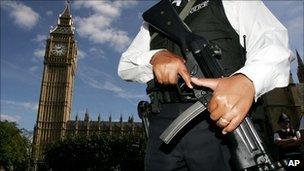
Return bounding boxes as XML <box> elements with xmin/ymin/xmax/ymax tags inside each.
<box><xmin>44</xmin><ymin>133</ymin><xmax>145</xmax><ymax>171</ymax></box>
<box><xmin>0</xmin><ymin>121</ymin><xmax>31</xmax><ymax>171</ymax></box>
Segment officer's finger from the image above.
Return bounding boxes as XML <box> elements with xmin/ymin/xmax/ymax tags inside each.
<box><xmin>154</xmin><ymin>69</ymin><xmax>163</xmax><ymax>84</ymax></box>
<box><xmin>163</xmin><ymin>74</ymin><xmax>169</xmax><ymax>84</ymax></box>
<box><xmin>191</xmin><ymin>77</ymin><xmax>219</xmax><ymax>90</ymax></box>
<box><xmin>222</xmin><ymin>115</ymin><xmax>244</xmax><ymax>134</ymax></box>
<box><xmin>216</xmin><ymin>117</ymin><xmax>231</xmax><ymax>128</ymax></box>
<box><xmin>161</xmin><ymin>65</ymin><xmax>170</xmax><ymax>84</ymax></box>
<box><xmin>179</xmin><ymin>67</ymin><xmax>193</xmax><ymax>89</ymax></box>
<box><xmin>208</xmin><ymin>98</ymin><xmax>218</xmax><ymax>113</ymax></box>
<box><xmin>209</xmin><ymin>107</ymin><xmax>222</xmax><ymax>121</ymax></box>
<box><xmin>215</xmin><ymin>111</ymin><xmax>235</xmax><ymax>128</ymax></box>
<box><xmin>181</xmin><ymin>58</ymin><xmax>186</xmax><ymax>63</ymax></box>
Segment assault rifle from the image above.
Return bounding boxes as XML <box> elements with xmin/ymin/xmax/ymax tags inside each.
<box><xmin>142</xmin><ymin>0</ymin><xmax>284</xmax><ymax>170</ymax></box>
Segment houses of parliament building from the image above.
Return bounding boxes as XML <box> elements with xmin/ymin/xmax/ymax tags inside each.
<box><xmin>31</xmin><ymin>0</ymin><xmax>304</xmax><ymax>169</ymax></box>
<box><xmin>31</xmin><ymin>2</ymin><xmax>142</xmax><ymax>165</ymax></box>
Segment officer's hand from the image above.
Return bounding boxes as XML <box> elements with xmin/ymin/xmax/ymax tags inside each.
<box><xmin>150</xmin><ymin>50</ymin><xmax>192</xmax><ymax>88</ymax></box>
<box><xmin>191</xmin><ymin>74</ymin><xmax>255</xmax><ymax>134</ymax></box>
<box><xmin>292</xmin><ymin>137</ymin><xmax>298</xmax><ymax>141</ymax></box>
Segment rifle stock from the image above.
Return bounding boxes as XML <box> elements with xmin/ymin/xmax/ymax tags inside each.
<box><xmin>143</xmin><ymin>0</ymin><xmax>284</xmax><ymax>170</ymax></box>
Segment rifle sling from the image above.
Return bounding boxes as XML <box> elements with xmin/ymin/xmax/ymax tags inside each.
<box><xmin>150</xmin><ymin>0</ymin><xmax>197</xmax><ymax>42</ymax></box>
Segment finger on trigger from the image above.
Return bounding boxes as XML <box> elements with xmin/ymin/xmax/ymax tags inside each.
<box><xmin>190</xmin><ymin>77</ymin><xmax>218</xmax><ymax>90</ymax></box>
<box><xmin>179</xmin><ymin>68</ymin><xmax>192</xmax><ymax>88</ymax></box>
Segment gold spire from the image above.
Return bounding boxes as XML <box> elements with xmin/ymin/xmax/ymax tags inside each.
<box><xmin>60</xmin><ymin>0</ymin><xmax>71</xmax><ymax>19</ymax></box>
<box><xmin>296</xmin><ymin>49</ymin><xmax>304</xmax><ymax>67</ymax></box>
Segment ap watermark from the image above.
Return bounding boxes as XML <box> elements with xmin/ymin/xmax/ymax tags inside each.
<box><xmin>287</xmin><ymin>159</ymin><xmax>300</xmax><ymax>167</ymax></box>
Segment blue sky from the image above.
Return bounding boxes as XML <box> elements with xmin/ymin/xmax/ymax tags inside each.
<box><xmin>1</xmin><ymin>0</ymin><xmax>303</xmax><ymax>130</ymax></box>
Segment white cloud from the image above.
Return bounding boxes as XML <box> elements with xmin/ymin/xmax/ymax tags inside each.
<box><xmin>74</xmin><ymin>1</ymin><xmax>137</xmax><ymax>17</ymax></box>
<box><xmin>1</xmin><ymin>59</ymin><xmax>41</xmax><ymax>82</ymax></box>
<box><xmin>29</xmin><ymin>66</ymin><xmax>39</xmax><ymax>72</ymax></box>
<box><xmin>73</xmin><ymin>1</ymin><xmax>138</xmax><ymax>52</ymax></box>
<box><xmin>1</xmin><ymin>100</ymin><xmax>38</xmax><ymax>111</ymax></box>
<box><xmin>46</xmin><ymin>10</ymin><xmax>53</xmax><ymax>16</ymax></box>
<box><xmin>74</xmin><ymin>1</ymin><xmax>120</xmax><ymax>17</ymax></box>
<box><xmin>0</xmin><ymin>114</ymin><xmax>21</xmax><ymax>123</ymax></box>
<box><xmin>78</xmin><ymin>49</ymin><xmax>87</xmax><ymax>60</ymax></box>
<box><xmin>34</xmin><ymin>48</ymin><xmax>45</xmax><ymax>59</ymax></box>
<box><xmin>77</xmin><ymin>48</ymin><xmax>106</xmax><ymax>60</ymax></box>
<box><xmin>1</xmin><ymin>1</ymin><xmax>39</xmax><ymax>30</ymax></box>
<box><xmin>32</xmin><ymin>34</ymin><xmax>47</xmax><ymax>42</ymax></box>
<box><xmin>89</xmin><ymin>47</ymin><xmax>106</xmax><ymax>59</ymax></box>
<box><xmin>78</xmin><ymin>66</ymin><xmax>145</xmax><ymax>99</ymax></box>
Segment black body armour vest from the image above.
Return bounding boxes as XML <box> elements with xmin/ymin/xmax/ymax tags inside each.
<box><xmin>149</xmin><ymin>0</ymin><xmax>246</xmax><ymax>75</ymax></box>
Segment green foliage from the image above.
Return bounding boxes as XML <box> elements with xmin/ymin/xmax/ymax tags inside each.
<box><xmin>0</xmin><ymin>121</ymin><xmax>31</xmax><ymax>171</ymax></box>
<box><xmin>44</xmin><ymin>133</ymin><xmax>146</xmax><ymax>171</ymax></box>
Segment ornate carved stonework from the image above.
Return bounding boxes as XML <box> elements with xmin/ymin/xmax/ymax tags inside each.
<box><xmin>32</xmin><ymin>2</ymin><xmax>77</xmax><ymax>162</ymax></box>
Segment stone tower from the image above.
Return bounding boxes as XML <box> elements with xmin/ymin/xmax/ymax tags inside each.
<box><xmin>296</xmin><ymin>49</ymin><xmax>304</xmax><ymax>83</ymax></box>
<box><xmin>32</xmin><ymin>0</ymin><xmax>77</xmax><ymax>163</ymax></box>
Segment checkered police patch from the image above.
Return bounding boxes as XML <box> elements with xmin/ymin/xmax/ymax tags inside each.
<box><xmin>189</xmin><ymin>0</ymin><xmax>209</xmax><ymax>14</ymax></box>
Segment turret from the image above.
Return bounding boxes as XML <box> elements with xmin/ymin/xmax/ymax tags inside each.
<box><xmin>120</xmin><ymin>114</ymin><xmax>123</xmax><ymax>123</ymax></box>
<box><xmin>119</xmin><ymin>115</ymin><xmax>124</xmax><ymax>134</ymax></box>
<box><xmin>109</xmin><ymin>114</ymin><xmax>112</xmax><ymax>123</ymax></box>
<box><xmin>130</xmin><ymin>115</ymin><xmax>134</xmax><ymax>123</ymax></box>
<box><xmin>109</xmin><ymin>114</ymin><xmax>112</xmax><ymax>135</ymax></box>
<box><xmin>84</xmin><ymin>108</ymin><xmax>89</xmax><ymax>122</ymax></box>
<box><xmin>296</xmin><ymin>49</ymin><xmax>304</xmax><ymax>83</ymax></box>
<box><xmin>50</xmin><ymin>0</ymin><xmax>74</xmax><ymax>35</ymax></box>
<box><xmin>75</xmin><ymin>113</ymin><xmax>79</xmax><ymax>121</ymax></box>
<box><xmin>289</xmin><ymin>72</ymin><xmax>294</xmax><ymax>84</ymax></box>
<box><xmin>98</xmin><ymin>113</ymin><xmax>101</xmax><ymax>122</ymax></box>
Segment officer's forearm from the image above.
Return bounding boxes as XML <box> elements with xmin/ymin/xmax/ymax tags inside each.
<box><xmin>275</xmin><ymin>138</ymin><xmax>299</xmax><ymax>148</ymax></box>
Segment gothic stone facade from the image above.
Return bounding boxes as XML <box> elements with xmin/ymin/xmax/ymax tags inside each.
<box><xmin>261</xmin><ymin>83</ymin><xmax>304</xmax><ymax>131</ymax></box>
<box><xmin>65</xmin><ymin>112</ymin><xmax>142</xmax><ymax>137</ymax></box>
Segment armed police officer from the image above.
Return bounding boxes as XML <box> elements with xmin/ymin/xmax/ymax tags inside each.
<box><xmin>118</xmin><ymin>0</ymin><xmax>291</xmax><ymax>170</ymax></box>
<box><xmin>274</xmin><ymin>113</ymin><xmax>302</xmax><ymax>162</ymax></box>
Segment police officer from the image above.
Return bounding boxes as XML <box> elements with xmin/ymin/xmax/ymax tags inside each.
<box><xmin>118</xmin><ymin>0</ymin><xmax>291</xmax><ymax>170</ymax></box>
<box><xmin>274</xmin><ymin>113</ymin><xmax>302</xmax><ymax>160</ymax></box>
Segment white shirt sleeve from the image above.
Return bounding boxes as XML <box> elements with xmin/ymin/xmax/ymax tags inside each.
<box><xmin>273</xmin><ymin>133</ymin><xmax>281</xmax><ymax>141</ymax></box>
<box><xmin>118</xmin><ymin>1</ymin><xmax>291</xmax><ymax>100</ymax></box>
<box><xmin>296</xmin><ymin>130</ymin><xmax>301</xmax><ymax>139</ymax></box>
<box><xmin>118</xmin><ymin>22</ymin><xmax>162</xmax><ymax>83</ymax></box>
<box><xmin>223</xmin><ymin>1</ymin><xmax>292</xmax><ymax>100</ymax></box>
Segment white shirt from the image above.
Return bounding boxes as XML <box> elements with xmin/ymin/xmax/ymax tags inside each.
<box><xmin>299</xmin><ymin>115</ymin><xmax>304</xmax><ymax>130</ymax></box>
<box><xmin>118</xmin><ymin>0</ymin><xmax>292</xmax><ymax>100</ymax></box>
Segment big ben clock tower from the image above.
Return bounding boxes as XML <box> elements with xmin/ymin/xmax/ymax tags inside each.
<box><xmin>32</xmin><ymin>0</ymin><xmax>77</xmax><ymax>165</ymax></box>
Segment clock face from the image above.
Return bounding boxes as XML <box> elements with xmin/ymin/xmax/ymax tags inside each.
<box><xmin>51</xmin><ymin>43</ymin><xmax>67</xmax><ymax>56</ymax></box>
